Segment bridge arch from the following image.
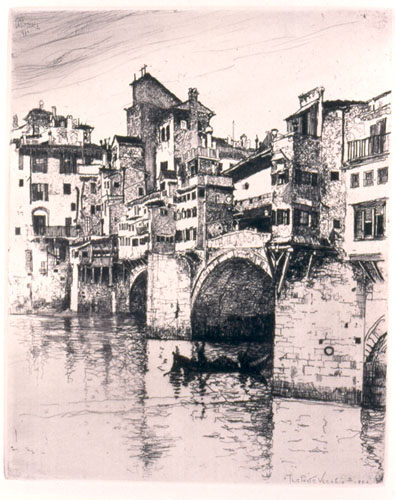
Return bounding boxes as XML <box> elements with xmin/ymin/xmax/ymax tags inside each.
<box><xmin>192</xmin><ymin>248</ymin><xmax>272</xmax><ymax>307</ymax></box>
<box><xmin>364</xmin><ymin>315</ymin><xmax>387</xmax><ymax>361</ymax></box>
<box><xmin>129</xmin><ymin>264</ymin><xmax>148</xmax><ymax>318</ymax></box>
<box><xmin>363</xmin><ymin>315</ymin><xmax>387</xmax><ymax>408</ymax></box>
<box><xmin>191</xmin><ymin>249</ymin><xmax>274</xmax><ymax>341</ymax></box>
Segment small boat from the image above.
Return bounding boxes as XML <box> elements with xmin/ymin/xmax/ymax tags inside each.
<box><xmin>170</xmin><ymin>351</ymin><xmax>270</xmax><ymax>375</ymax></box>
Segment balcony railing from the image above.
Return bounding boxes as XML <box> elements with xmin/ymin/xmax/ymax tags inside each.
<box><xmin>184</xmin><ymin>147</ymin><xmax>219</xmax><ymax>162</ymax></box>
<box><xmin>33</xmin><ymin>225</ymin><xmax>78</xmax><ymax>238</ymax></box>
<box><xmin>235</xmin><ymin>193</ymin><xmax>272</xmax><ymax>211</ymax></box>
<box><xmin>347</xmin><ymin>133</ymin><xmax>390</xmax><ymax>162</ymax></box>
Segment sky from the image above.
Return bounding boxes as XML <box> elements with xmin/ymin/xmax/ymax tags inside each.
<box><xmin>9</xmin><ymin>8</ymin><xmax>392</xmax><ymax>146</ymax></box>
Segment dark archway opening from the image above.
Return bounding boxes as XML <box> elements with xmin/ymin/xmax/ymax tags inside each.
<box><xmin>192</xmin><ymin>257</ymin><xmax>274</xmax><ymax>342</ymax></box>
<box><xmin>363</xmin><ymin>333</ymin><xmax>387</xmax><ymax>409</ymax></box>
<box><xmin>129</xmin><ymin>271</ymin><xmax>147</xmax><ymax>321</ymax></box>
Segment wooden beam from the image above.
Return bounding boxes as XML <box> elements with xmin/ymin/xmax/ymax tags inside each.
<box><xmin>372</xmin><ymin>261</ymin><xmax>384</xmax><ymax>282</ymax></box>
<box><xmin>277</xmin><ymin>249</ymin><xmax>293</xmax><ymax>298</ymax></box>
<box><xmin>306</xmin><ymin>251</ymin><xmax>316</xmax><ymax>279</ymax></box>
<box><xmin>358</xmin><ymin>261</ymin><xmax>375</xmax><ymax>283</ymax></box>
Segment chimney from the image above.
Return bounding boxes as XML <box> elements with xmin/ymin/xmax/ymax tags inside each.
<box><xmin>271</xmin><ymin>128</ymin><xmax>278</xmax><ymax>139</ymax></box>
<box><xmin>67</xmin><ymin>115</ymin><xmax>73</xmax><ymax>129</ymax></box>
<box><xmin>188</xmin><ymin>87</ymin><xmax>199</xmax><ymax>103</ymax></box>
<box><xmin>255</xmin><ymin>135</ymin><xmax>259</xmax><ymax>150</ymax></box>
<box><xmin>51</xmin><ymin>106</ymin><xmax>57</xmax><ymax>117</ymax></box>
<box><xmin>188</xmin><ymin>88</ymin><xmax>199</xmax><ymax>146</ymax></box>
<box><xmin>39</xmin><ymin>100</ymin><xmax>44</xmax><ymax>110</ymax></box>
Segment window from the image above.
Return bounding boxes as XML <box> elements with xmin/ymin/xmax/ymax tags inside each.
<box><xmin>294</xmin><ymin>208</ymin><xmax>312</xmax><ymax>226</ymax></box>
<box><xmin>96</xmin><ymin>205</ymin><xmax>101</xmax><ymax>212</ymax></box>
<box><xmin>15</xmin><ymin>227</ymin><xmax>21</xmax><ymax>235</ymax></box>
<box><xmin>138</xmin><ymin>186</ymin><xmax>144</xmax><ymax>196</ymax></box>
<box><xmin>132</xmin><ymin>239</ymin><xmax>138</xmax><ymax>247</ymax></box>
<box><xmin>186</xmin><ymin>209</ymin><xmax>191</xmax><ymax>218</ymax></box>
<box><xmin>71</xmin><ymin>203</ymin><xmax>76</xmax><ymax>211</ymax></box>
<box><xmin>166</xmin><ymin>125</ymin><xmax>170</xmax><ymax>142</ymax></box>
<box><xmin>330</xmin><ymin>171</ymin><xmax>340</xmax><ymax>181</ymax></box>
<box><xmin>63</xmin><ymin>183</ymin><xmax>71</xmax><ymax>195</ymax></box>
<box><xmin>180</xmin><ymin>120</ymin><xmax>187</xmax><ymax>130</ymax></box>
<box><xmin>40</xmin><ymin>261</ymin><xmax>47</xmax><ymax>275</ymax></box>
<box><xmin>59</xmin><ymin>153</ymin><xmax>77</xmax><ymax>174</ymax></box>
<box><xmin>198</xmin><ymin>188</ymin><xmax>205</xmax><ymax>198</ymax></box>
<box><xmin>243</xmin><ymin>182</ymin><xmax>249</xmax><ymax>190</ymax></box>
<box><xmin>160</xmin><ymin>182</ymin><xmax>166</xmax><ymax>191</ymax></box>
<box><xmin>378</xmin><ymin>167</ymin><xmax>388</xmax><ymax>185</ymax></box>
<box><xmin>192</xmin><ymin>191</ymin><xmax>196</xmax><ymax>200</ymax></box>
<box><xmin>192</xmin><ymin>207</ymin><xmax>197</xmax><ymax>217</ymax></box>
<box><xmin>91</xmin><ymin>205</ymin><xmax>96</xmax><ymax>215</ymax></box>
<box><xmin>32</xmin><ymin>154</ymin><xmax>48</xmax><ymax>173</ymax></box>
<box><xmin>32</xmin><ymin>183</ymin><xmax>48</xmax><ymax>201</ymax></box>
<box><xmin>114</xmin><ymin>182</ymin><xmax>120</xmax><ymax>189</ymax></box>
<box><xmin>160</xmin><ymin>208</ymin><xmax>168</xmax><ymax>216</ymax></box>
<box><xmin>273</xmin><ymin>209</ymin><xmax>290</xmax><ymax>225</ymax></box>
<box><xmin>160</xmin><ymin>161</ymin><xmax>168</xmax><ymax>172</ymax></box>
<box><xmin>363</xmin><ymin>170</ymin><xmax>374</xmax><ymax>186</ymax></box>
<box><xmin>19</xmin><ymin>155</ymin><xmax>24</xmax><ymax>170</ymax></box>
<box><xmin>287</xmin><ymin>104</ymin><xmax>318</xmax><ymax>136</ymax></box>
<box><xmin>90</xmin><ymin>183</ymin><xmax>96</xmax><ymax>194</ymax></box>
<box><xmin>277</xmin><ymin>171</ymin><xmax>289</xmax><ymax>185</ymax></box>
<box><xmin>354</xmin><ymin>202</ymin><xmax>385</xmax><ymax>240</ymax></box>
<box><xmin>333</xmin><ymin>219</ymin><xmax>341</xmax><ymax>229</ymax></box>
<box><xmin>311</xmin><ymin>211</ymin><xmax>319</xmax><ymax>228</ymax></box>
<box><xmin>190</xmin><ymin>163</ymin><xmax>198</xmax><ymax>177</ymax></box>
<box><xmin>294</xmin><ymin>170</ymin><xmax>318</xmax><ymax>186</ymax></box>
<box><xmin>351</xmin><ymin>173</ymin><xmax>359</xmax><ymax>188</ymax></box>
<box><xmin>19</xmin><ymin>179</ymin><xmax>23</xmax><ymax>187</ymax></box>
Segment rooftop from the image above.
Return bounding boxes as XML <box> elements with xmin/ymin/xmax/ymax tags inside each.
<box><xmin>113</xmin><ymin>135</ymin><xmax>143</xmax><ymax>146</ymax></box>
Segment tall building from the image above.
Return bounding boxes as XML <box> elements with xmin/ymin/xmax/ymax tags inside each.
<box><xmin>9</xmin><ymin>102</ymin><xmax>103</xmax><ymax>312</ymax></box>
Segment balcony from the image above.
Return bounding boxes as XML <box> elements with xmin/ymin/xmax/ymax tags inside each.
<box><xmin>347</xmin><ymin>133</ymin><xmax>390</xmax><ymax>162</ymax></box>
<box><xmin>184</xmin><ymin>147</ymin><xmax>219</xmax><ymax>162</ymax></box>
<box><xmin>33</xmin><ymin>225</ymin><xmax>79</xmax><ymax>238</ymax></box>
<box><xmin>179</xmin><ymin>174</ymin><xmax>233</xmax><ymax>191</ymax></box>
<box><xmin>234</xmin><ymin>193</ymin><xmax>272</xmax><ymax>212</ymax></box>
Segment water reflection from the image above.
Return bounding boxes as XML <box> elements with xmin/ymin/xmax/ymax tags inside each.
<box><xmin>5</xmin><ymin>314</ymin><xmax>385</xmax><ymax>483</ymax></box>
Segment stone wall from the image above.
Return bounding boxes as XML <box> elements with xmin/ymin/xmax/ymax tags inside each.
<box><xmin>146</xmin><ymin>253</ymin><xmax>192</xmax><ymax>338</ymax></box>
<box><xmin>9</xmin><ymin>239</ymin><xmax>71</xmax><ymax>313</ymax></box>
<box><xmin>273</xmin><ymin>254</ymin><xmax>366</xmax><ymax>404</ymax></box>
<box><xmin>121</xmin><ymin>143</ymin><xmax>146</xmax><ymax>202</ymax></box>
<box><xmin>78</xmin><ymin>282</ymin><xmax>113</xmax><ymax>313</ymax></box>
<box><xmin>320</xmin><ymin>109</ymin><xmax>347</xmax><ymax>244</ymax></box>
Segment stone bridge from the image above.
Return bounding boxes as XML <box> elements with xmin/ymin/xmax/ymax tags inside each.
<box><xmin>72</xmin><ymin>229</ymin><xmax>385</xmax><ymax>407</ymax></box>
<box><xmin>141</xmin><ymin>229</ymin><xmax>385</xmax><ymax>406</ymax></box>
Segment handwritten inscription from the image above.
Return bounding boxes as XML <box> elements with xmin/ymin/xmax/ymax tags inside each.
<box><xmin>14</xmin><ymin>16</ymin><xmax>40</xmax><ymax>37</ymax></box>
<box><xmin>284</xmin><ymin>472</ymin><xmax>377</xmax><ymax>484</ymax></box>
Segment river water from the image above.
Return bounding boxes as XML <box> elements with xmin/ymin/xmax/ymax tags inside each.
<box><xmin>5</xmin><ymin>314</ymin><xmax>385</xmax><ymax>483</ymax></box>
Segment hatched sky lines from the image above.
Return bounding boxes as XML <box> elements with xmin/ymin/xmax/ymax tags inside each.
<box><xmin>10</xmin><ymin>9</ymin><xmax>391</xmax><ymax>143</ymax></box>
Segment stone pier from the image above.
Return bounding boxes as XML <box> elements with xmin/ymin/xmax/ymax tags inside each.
<box><xmin>272</xmin><ymin>256</ymin><xmax>366</xmax><ymax>405</ymax></box>
<box><xmin>146</xmin><ymin>252</ymin><xmax>192</xmax><ymax>338</ymax></box>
